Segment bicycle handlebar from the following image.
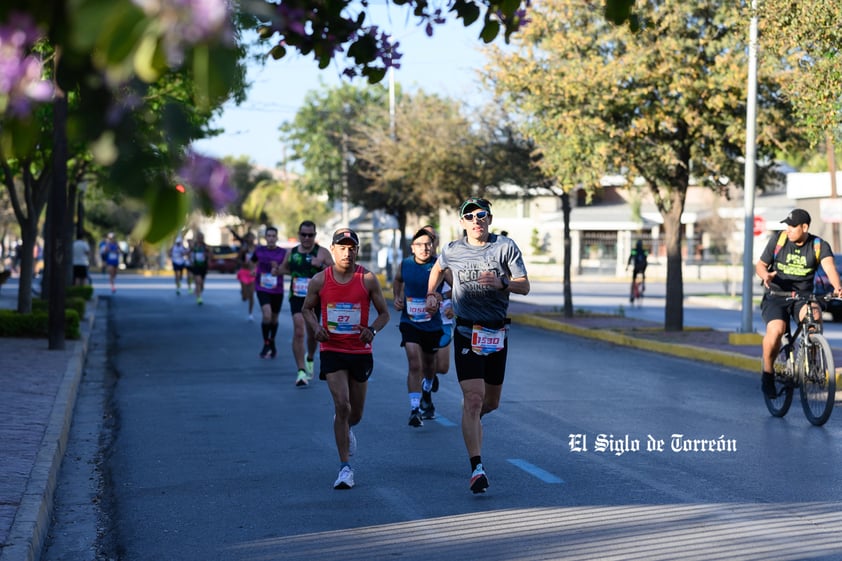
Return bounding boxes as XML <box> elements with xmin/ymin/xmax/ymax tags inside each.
<box><xmin>766</xmin><ymin>290</ymin><xmax>841</xmax><ymax>302</ymax></box>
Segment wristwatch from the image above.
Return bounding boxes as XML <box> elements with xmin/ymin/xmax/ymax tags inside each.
<box><xmin>499</xmin><ymin>276</ymin><xmax>510</xmax><ymax>291</ymax></box>
<box><xmin>369</xmin><ymin>326</ymin><xmax>378</xmax><ymax>337</ymax></box>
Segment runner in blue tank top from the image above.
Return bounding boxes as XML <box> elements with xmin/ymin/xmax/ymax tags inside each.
<box><xmin>393</xmin><ymin>228</ymin><xmax>444</xmax><ymax>427</ymax></box>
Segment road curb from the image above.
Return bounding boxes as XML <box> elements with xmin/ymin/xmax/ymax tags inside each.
<box><xmin>510</xmin><ymin>313</ymin><xmax>760</xmax><ymax>373</ymax></box>
<box><xmin>0</xmin><ymin>298</ymin><xmax>97</xmax><ymax>561</ymax></box>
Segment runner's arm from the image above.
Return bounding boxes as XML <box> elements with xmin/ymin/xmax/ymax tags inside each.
<box><xmin>302</xmin><ymin>272</ymin><xmax>328</xmax><ymax>341</ymax></box>
<box><xmin>363</xmin><ymin>271</ymin><xmax>391</xmax><ymax>342</ymax></box>
<box><xmin>392</xmin><ymin>261</ymin><xmax>405</xmax><ymax>310</ymax></box>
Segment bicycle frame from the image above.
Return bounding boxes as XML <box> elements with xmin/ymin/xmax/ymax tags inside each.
<box><xmin>765</xmin><ymin>290</ymin><xmax>837</xmax><ymax>425</ymax></box>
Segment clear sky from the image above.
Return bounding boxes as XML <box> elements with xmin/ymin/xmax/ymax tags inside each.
<box><xmin>192</xmin><ymin>10</ymin><xmax>496</xmax><ymax>169</ymax></box>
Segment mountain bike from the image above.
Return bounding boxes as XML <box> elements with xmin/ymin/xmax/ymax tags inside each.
<box><xmin>764</xmin><ymin>291</ymin><xmax>837</xmax><ymax>426</ymax></box>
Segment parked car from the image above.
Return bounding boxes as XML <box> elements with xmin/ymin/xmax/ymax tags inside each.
<box><xmin>813</xmin><ymin>254</ymin><xmax>842</xmax><ymax>321</ymax></box>
<box><xmin>208</xmin><ymin>245</ymin><xmax>239</xmax><ymax>273</ymax></box>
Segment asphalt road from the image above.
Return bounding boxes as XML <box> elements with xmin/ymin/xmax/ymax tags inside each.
<box><xmin>43</xmin><ymin>275</ymin><xmax>842</xmax><ymax>561</ymax></box>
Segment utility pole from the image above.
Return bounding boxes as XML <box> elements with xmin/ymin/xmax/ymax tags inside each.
<box><xmin>740</xmin><ymin>0</ymin><xmax>759</xmax><ymax>334</ymax></box>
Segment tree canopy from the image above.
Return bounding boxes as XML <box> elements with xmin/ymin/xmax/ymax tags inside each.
<box><xmin>485</xmin><ymin>0</ymin><xmax>809</xmax><ymax>330</ymax></box>
<box><xmin>760</xmin><ymin>0</ymin><xmax>842</xmax><ymax>144</ymax></box>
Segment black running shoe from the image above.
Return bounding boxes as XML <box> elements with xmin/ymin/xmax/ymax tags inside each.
<box><xmin>470</xmin><ymin>464</ymin><xmax>489</xmax><ymax>494</ymax></box>
<box><xmin>761</xmin><ymin>371</ymin><xmax>777</xmax><ymax>399</ymax></box>
<box><xmin>408</xmin><ymin>408</ymin><xmax>423</xmax><ymax>428</ymax></box>
<box><xmin>420</xmin><ymin>403</ymin><xmax>436</xmax><ymax>420</ymax></box>
<box><xmin>420</xmin><ymin>390</ymin><xmax>433</xmax><ymax>412</ymax></box>
<box><xmin>269</xmin><ymin>341</ymin><xmax>277</xmax><ymax>359</ymax></box>
<box><xmin>259</xmin><ymin>340</ymin><xmax>272</xmax><ymax>359</ymax></box>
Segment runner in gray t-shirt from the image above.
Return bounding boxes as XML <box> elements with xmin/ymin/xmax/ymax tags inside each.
<box><xmin>425</xmin><ymin>197</ymin><xmax>530</xmax><ymax>495</ymax></box>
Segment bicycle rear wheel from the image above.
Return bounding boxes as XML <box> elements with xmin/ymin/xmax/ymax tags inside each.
<box><xmin>799</xmin><ymin>333</ymin><xmax>836</xmax><ymax>426</ymax></box>
<box><xmin>765</xmin><ymin>344</ymin><xmax>794</xmax><ymax>417</ymax></box>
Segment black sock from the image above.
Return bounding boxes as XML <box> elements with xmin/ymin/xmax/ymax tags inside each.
<box><xmin>270</xmin><ymin>322</ymin><xmax>278</xmax><ymax>340</ymax></box>
<box><xmin>261</xmin><ymin>323</ymin><xmax>270</xmax><ymax>341</ymax></box>
<box><xmin>470</xmin><ymin>456</ymin><xmax>482</xmax><ymax>471</ymax></box>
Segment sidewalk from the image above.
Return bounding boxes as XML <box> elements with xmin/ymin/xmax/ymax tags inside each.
<box><xmin>0</xmin><ymin>282</ymin><xmax>778</xmax><ymax>561</ymax></box>
<box><xmin>0</xmin><ymin>287</ymin><xmax>94</xmax><ymax>561</ymax></box>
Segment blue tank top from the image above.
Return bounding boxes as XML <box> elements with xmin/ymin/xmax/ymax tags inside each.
<box><xmin>399</xmin><ymin>256</ymin><xmax>443</xmax><ymax>332</ymax></box>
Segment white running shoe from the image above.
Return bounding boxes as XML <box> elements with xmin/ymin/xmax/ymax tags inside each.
<box><xmin>295</xmin><ymin>370</ymin><xmax>309</xmax><ymax>387</ymax></box>
<box><xmin>334</xmin><ymin>466</ymin><xmax>354</xmax><ymax>489</ymax></box>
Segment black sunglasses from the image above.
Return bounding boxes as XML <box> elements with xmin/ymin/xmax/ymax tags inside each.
<box><xmin>299</xmin><ymin>232</ymin><xmax>316</xmax><ymax>238</ymax></box>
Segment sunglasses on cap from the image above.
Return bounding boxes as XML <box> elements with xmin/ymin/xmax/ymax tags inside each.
<box><xmin>462</xmin><ymin>210</ymin><xmax>489</xmax><ymax>222</ymax></box>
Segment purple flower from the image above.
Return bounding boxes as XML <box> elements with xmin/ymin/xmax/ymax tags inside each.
<box><xmin>131</xmin><ymin>0</ymin><xmax>234</xmax><ymax>66</ymax></box>
<box><xmin>178</xmin><ymin>150</ymin><xmax>237</xmax><ymax>211</ymax></box>
<box><xmin>0</xmin><ymin>12</ymin><xmax>53</xmax><ymax>117</ymax></box>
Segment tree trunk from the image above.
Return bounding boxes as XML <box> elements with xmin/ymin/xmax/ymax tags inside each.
<box><xmin>561</xmin><ymin>190</ymin><xmax>573</xmax><ymax>318</ymax></box>
<box><xmin>47</xmin><ymin>88</ymin><xmax>68</xmax><ymax>350</ymax></box>
<box><xmin>663</xmin><ymin>202</ymin><xmax>684</xmax><ymax>332</ymax></box>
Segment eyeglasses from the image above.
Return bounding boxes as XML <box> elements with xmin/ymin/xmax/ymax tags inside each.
<box><xmin>298</xmin><ymin>232</ymin><xmax>315</xmax><ymax>238</ymax></box>
<box><xmin>461</xmin><ymin>210</ymin><xmax>489</xmax><ymax>222</ymax></box>
<box><xmin>412</xmin><ymin>242</ymin><xmax>433</xmax><ymax>248</ymax></box>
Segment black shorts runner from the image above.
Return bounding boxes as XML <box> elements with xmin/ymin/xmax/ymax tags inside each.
<box><xmin>319</xmin><ymin>351</ymin><xmax>374</xmax><ymax>383</ymax></box>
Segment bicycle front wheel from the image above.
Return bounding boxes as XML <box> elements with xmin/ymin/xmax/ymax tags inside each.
<box><xmin>799</xmin><ymin>333</ymin><xmax>836</xmax><ymax>426</ymax></box>
<box><xmin>765</xmin><ymin>345</ymin><xmax>794</xmax><ymax>417</ymax></box>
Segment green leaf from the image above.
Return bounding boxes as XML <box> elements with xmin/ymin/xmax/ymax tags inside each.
<box><xmin>480</xmin><ymin>20</ymin><xmax>501</xmax><ymax>43</ymax></box>
<box><xmin>269</xmin><ymin>44</ymin><xmax>287</xmax><ymax>60</ymax></box>
<box><xmin>604</xmin><ymin>0</ymin><xmax>635</xmax><ymax>26</ymax></box>
<box><xmin>451</xmin><ymin>0</ymin><xmax>481</xmax><ymax>26</ymax></box>
<box><xmin>99</xmin><ymin>4</ymin><xmax>148</xmax><ymax>66</ymax></box>
<box><xmin>192</xmin><ymin>44</ymin><xmax>238</xmax><ymax>110</ymax></box>
<box><xmin>140</xmin><ymin>185</ymin><xmax>189</xmax><ymax>244</ymax></box>
<box><xmin>133</xmin><ymin>32</ymin><xmax>164</xmax><ymax>83</ymax></box>
<box><xmin>363</xmin><ymin>67</ymin><xmax>387</xmax><ymax>84</ymax></box>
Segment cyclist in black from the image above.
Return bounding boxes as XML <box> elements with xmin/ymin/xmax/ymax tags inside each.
<box><xmin>626</xmin><ymin>239</ymin><xmax>648</xmax><ymax>303</ymax></box>
<box><xmin>755</xmin><ymin>208</ymin><xmax>842</xmax><ymax>399</ymax></box>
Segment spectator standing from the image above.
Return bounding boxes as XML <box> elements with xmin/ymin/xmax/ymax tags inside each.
<box><xmin>72</xmin><ymin>234</ymin><xmax>90</xmax><ymax>286</ymax></box>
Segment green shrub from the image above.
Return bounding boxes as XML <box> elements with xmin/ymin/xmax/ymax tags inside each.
<box><xmin>0</xmin><ymin>309</ymin><xmax>81</xmax><ymax>339</ymax></box>
<box><xmin>66</xmin><ymin>285</ymin><xmax>94</xmax><ymax>300</ymax></box>
<box><xmin>32</xmin><ymin>297</ymin><xmax>86</xmax><ymax>318</ymax></box>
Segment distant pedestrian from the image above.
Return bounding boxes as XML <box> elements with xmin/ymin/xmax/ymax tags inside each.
<box><xmin>236</xmin><ymin>232</ymin><xmax>257</xmax><ymax>320</ymax></box>
<box><xmin>393</xmin><ymin>228</ymin><xmax>444</xmax><ymax>427</ymax></box>
<box><xmin>279</xmin><ymin>221</ymin><xmax>333</xmax><ymax>387</ymax></box>
<box><xmin>627</xmin><ymin>239</ymin><xmax>648</xmax><ymax>303</ymax></box>
<box><xmin>72</xmin><ymin>234</ymin><xmax>90</xmax><ymax>286</ymax></box>
<box><xmin>190</xmin><ymin>232</ymin><xmax>210</xmax><ymax>305</ymax></box>
<box><xmin>170</xmin><ymin>235</ymin><xmax>188</xmax><ymax>295</ymax></box>
<box><xmin>301</xmin><ymin>228</ymin><xmax>390</xmax><ymax>490</ymax></box>
<box><xmin>100</xmin><ymin>233</ymin><xmax>121</xmax><ymax>293</ymax></box>
<box><xmin>252</xmin><ymin>226</ymin><xmax>287</xmax><ymax>359</ymax></box>
<box><xmin>425</xmin><ymin>197</ymin><xmax>530</xmax><ymax>494</ymax></box>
